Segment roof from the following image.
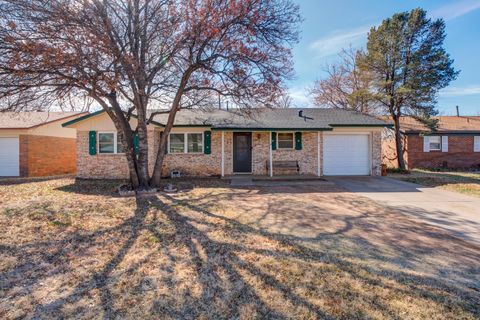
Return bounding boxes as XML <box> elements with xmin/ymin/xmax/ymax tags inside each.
<box><xmin>64</xmin><ymin>108</ymin><xmax>389</xmax><ymax>130</ymax></box>
<box><xmin>383</xmin><ymin>116</ymin><xmax>480</xmax><ymax>134</ymax></box>
<box><xmin>0</xmin><ymin>111</ymin><xmax>86</xmax><ymax>129</ymax></box>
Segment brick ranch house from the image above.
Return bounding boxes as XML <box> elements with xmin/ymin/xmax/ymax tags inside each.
<box><xmin>62</xmin><ymin>108</ymin><xmax>388</xmax><ymax>179</ymax></box>
<box><xmin>383</xmin><ymin>116</ymin><xmax>480</xmax><ymax>169</ymax></box>
<box><xmin>0</xmin><ymin>112</ymin><xmax>86</xmax><ymax>177</ymax></box>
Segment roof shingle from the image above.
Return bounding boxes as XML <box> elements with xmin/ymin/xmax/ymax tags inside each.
<box><xmin>147</xmin><ymin>108</ymin><xmax>388</xmax><ymax>130</ymax></box>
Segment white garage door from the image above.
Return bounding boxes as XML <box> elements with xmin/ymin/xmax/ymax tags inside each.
<box><xmin>324</xmin><ymin>134</ymin><xmax>370</xmax><ymax>176</ymax></box>
<box><xmin>0</xmin><ymin>137</ymin><xmax>20</xmax><ymax>177</ymax></box>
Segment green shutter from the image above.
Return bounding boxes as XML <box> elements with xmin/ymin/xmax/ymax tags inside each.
<box><xmin>88</xmin><ymin>131</ymin><xmax>97</xmax><ymax>155</ymax></box>
<box><xmin>204</xmin><ymin>131</ymin><xmax>211</xmax><ymax>154</ymax></box>
<box><xmin>133</xmin><ymin>133</ymin><xmax>139</xmax><ymax>154</ymax></box>
<box><xmin>271</xmin><ymin>132</ymin><xmax>277</xmax><ymax>150</ymax></box>
<box><xmin>295</xmin><ymin>132</ymin><xmax>302</xmax><ymax>150</ymax></box>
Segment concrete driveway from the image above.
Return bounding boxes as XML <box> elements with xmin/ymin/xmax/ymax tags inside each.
<box><xmin>329</xmin><ymin>176</ymin><xmax>480</xmax><ymax>245</ymax></box>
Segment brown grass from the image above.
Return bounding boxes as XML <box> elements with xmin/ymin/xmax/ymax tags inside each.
<box><xmin>389</xmin><ymin>169</ymin><xmax>480</xmax><ymax>197</ymax></box>
<box><xmin>0</xmin><ymin>178</ymin><xmax>479</xmax><ymax>319</ymax></box>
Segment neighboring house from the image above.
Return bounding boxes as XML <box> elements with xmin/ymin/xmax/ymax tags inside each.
<box><xmin>382</xmin><ymin>116</ymin><xmax>480</xmax><ymax>169</ymax></box>
<box><xmin>0</xmin><ymin>112</ymin><xmax>86</xmax><ymax>177</ymax></box>
<box><xmin>63</xmin><ymin>108</ymin><xmax>388</xmax><ymax>179</ymax></box>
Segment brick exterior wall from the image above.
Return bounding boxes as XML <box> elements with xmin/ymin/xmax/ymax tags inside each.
<box><xmin>76</xmin><ymin>129</ymin><xmax>382</xmax><ymax>179</ymax></box>
<box><xmin>161</xmin><ymin>131</ymin><xmax>227</xmax><ymax>177</ymax></box>
<box><xmin>250</xmin><ymin>132</ymin><xmax>320</xmax><ymax>175</ymax></box>
<box><xmin>19</xmin><ymin>134</ymin><xmax>76</xmax><ymax>177</ymax></box>
<box><xmin>19</xmin><ymin>135</ymin><xmax>28</xmax><ymax>177</ymax></box>
<box><xmin>407</xmin><ymin>135</ymin><xmax>480</xmax><ymax>169</ymax></box>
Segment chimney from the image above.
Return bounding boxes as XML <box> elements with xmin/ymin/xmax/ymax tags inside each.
<box><xmin>456</xmin><ymin>105</ymin><xmax>460</xmax><ymax>117</ymax></box>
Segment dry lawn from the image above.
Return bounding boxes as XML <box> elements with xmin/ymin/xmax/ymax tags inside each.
<box><xmin>0</xmin><ymin>177</ymin><xmax>479</xmax><ymax>319</ymax></box>
<box><xmin>389</xmin><ymin>169</ymin><xmax>480</xmax><ymax>198</ymax></box>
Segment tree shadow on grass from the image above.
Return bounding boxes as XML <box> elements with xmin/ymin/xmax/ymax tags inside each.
<box><xmin>1</xmin><ymin>187</ymin><xmax>480</xmax><ymax>319</ymax></box>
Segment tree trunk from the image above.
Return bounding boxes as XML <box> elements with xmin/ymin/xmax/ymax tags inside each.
<box><xmin>150</xmin><ymin>67</ymin><xmax>196</xmax><ymax>186</ymax></box>
<box><xmin>150</xmin><ymin>105</ymin><xmax>180</xmax><ymax>186</ymax></box>
<box><xmin>105</xmin><ymin>92</ymin><xmax>150</xmax><ymax>188</ymax></box>
<box><xmin>393</xmin><ymin>116</ymin><xmax>406</xmax><ymax>169</ymax></box>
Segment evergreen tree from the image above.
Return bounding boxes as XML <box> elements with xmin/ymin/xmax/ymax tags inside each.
<box><xmin>358</xmin><ymin>8</ymin><xmax>458</xmax><ymax>169</ymax></box>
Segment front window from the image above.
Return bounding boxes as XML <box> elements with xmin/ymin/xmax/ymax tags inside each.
<box><xmin>277</xmin><ymin>132</ymin><xmax>294</xmax><ymax>149</ymax></box>
<box><xmin>169</xmin><ymin>133</ymin><xmax>203</xmax><ymax>153</ymax></box>
<box><xmin>187</xmin><ymin>133</ymin><xmax>203</xmax><ymax>153</ymax></box>
<box><xmin>99</xmin><ymin>133</ymin><xmax>115</xmax><ymax>154</ymax></box>
<box><xmin>98</xmin><ymin>132</ymin><xmax>124</xmax><ymax>154</ymax></box>
<box><xmin>429</xmin><ymin>136</ymin><xmax>441</xmax><ymax>151</ymax></box>
<box><xmin>169</xmin><ymin>133</ymin><xmax>185</xmax><ymax>153</ymax></box>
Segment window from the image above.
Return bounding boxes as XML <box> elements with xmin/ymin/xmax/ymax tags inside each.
<box><xmin>98</xmin><ymin>132</ymin><xmax>123</xmax><ymax>154</ymax></box>
<box><xmin>429</xmin><ymin>136</ymin><xmax>441</xmax><ymax>151</ymax></box>
<box><xmin>169</xmin><ymin>133</ymin><xmax>185</xmax><ymax>153</ymax></box>
<box><xmin>187</xmin><ymin>133</ymin><xmax>203</xmax><ymax>153</ymax></box>
<box><xmin>277</xmin><ymin>132</ymin><xmax>294</xmax><ymax>149</ymax></box>
<box><xmin>169</xmin><ymin>133</ymin><xmax>203</xmax><ymax>153</ymax></box>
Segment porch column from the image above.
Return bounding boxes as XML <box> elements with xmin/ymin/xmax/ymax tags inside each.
<box><xmin>269</xmin><ymin>131</ymin><xmax>273</xmax><ymax>177</ymax></box>
<box><xmin>221</xmin><ymin>131</ymin><xmax>225</xmax><ymax>177</ymax></box>
<box><xmin>317</xmin><ymin>131</ymin><xmax>321</xmax><ymax>177</ymax></box>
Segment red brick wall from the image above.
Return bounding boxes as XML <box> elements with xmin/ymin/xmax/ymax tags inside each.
<box><xmin>407</xmin><ymin>135</ymin><xmax>480</xmax><ymax>169</ymax></box>
<box><xmin>19</xmin><ymin>135</ymin><xmax>29</xmax><ymax>176</ymax></box>
<box><xmin>21</xmin><ymin>135</ymin><xmax>77</xmax><ymax>177</ymax></box>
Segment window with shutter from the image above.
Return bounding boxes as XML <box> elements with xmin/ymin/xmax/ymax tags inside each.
<box><xmin>277</xmin><ymin>132</ymin><xmax>294</xmax><ymax>149</ymax></box>
<box><xmin>429</xmin><ymin>136</ymin><xmax>441</xmax><ymax>151</ymax></box>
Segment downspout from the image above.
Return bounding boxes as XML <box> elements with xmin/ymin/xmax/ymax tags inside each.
<box><xmin>269</xmin><ymin>131</ymin><xmax>273</xmax><ymax>177</ymax></box>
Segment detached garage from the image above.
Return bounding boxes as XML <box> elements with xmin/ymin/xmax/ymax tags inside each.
<box><xmin>0</xmin><ymin>112</ymin><xmax>85</xmax><ymax>177</ymax></box>
<box><xmin>323</xmin><ymin>133</ymin><xmax>373</xmax><ymax>176</ymax></box>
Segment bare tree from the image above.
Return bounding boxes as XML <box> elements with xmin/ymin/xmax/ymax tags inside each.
<box><xmin>0</xmin><ymin>0</ymin><xmax>300</xmax><ymax>188</ymax></box>
<box><xmin>310</xmin><ymin>47</ymin><xmax>377</xmax><ymax>114</ymax></box>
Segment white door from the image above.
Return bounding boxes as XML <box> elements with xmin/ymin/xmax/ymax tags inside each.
<box><xmin>323</xmin><ymin>134</ymin><xmax>370</xmax><ymax>176</ymax></box>
<box><xmin>0</xmin><ymin>137</ymin><xmax>20</xmax><ymax>177</ymax></box>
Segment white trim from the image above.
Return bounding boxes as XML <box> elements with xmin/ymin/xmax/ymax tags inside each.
<box><xmin>269</xmin><ymin>131</ymin><xmax>273</xmax><ymax>177</ymax></box>
<box><xmin>276</xmin><ymin>132</ymin><xmax>294</xmax><ymax>150</ymax></box>
<box><xmin>221</xmin><ymin>131</ymin><xmax>225</xmax><ymax>177</ymax></box>
<box><xmin>168</xmin><ymin>132</ymin><xmax>204</xmax><ymax>154</ymax></box>
<box><xmin>317</xmin><ymin>131</ymin><xmax>320</xmax><ymax>177</ymax></box>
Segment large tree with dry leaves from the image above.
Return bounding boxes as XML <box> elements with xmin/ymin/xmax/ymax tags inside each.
<box><xmin>0</xmin><ymin>0</ymin><xmax>300</xmax><ymax>188</ymax></box>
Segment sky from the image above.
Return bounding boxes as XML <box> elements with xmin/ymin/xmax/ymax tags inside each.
<box><xmin>289</xmin><ymin>0</ymin><xmax>480</xmax><ymax>115</ymax></box>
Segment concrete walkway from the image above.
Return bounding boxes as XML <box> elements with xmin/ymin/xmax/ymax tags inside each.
<box><xmin>329</xmin><ymin>176</ymin><xmax>480</xmax><ymax>245</ymax></box>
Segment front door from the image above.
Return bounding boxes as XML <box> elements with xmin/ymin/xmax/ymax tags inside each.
<box><xmin>233</xmin><ymin>132</ymin><xmax>252</xmax><ymax>173</ymax></box>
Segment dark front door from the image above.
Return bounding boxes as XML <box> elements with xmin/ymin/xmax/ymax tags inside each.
<box><xmin>233</xmin><ymin>132</ymin><xmax>252</xmax><ymax>173</ymax></box>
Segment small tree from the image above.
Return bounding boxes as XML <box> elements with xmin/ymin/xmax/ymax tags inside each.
<box><xmin>0</xmin><ymin>0</ymin><xmax>300</xmax><ymax>188</ymax></box>
<box><xmin>310</xmin><ymin>47</ymin><xmax>377</xmax><ymax>114</ymax></box>
<box><xmin>357</xmin><ymin>8</ymin><xmax>458</xmax><ymax>169</ymax></box>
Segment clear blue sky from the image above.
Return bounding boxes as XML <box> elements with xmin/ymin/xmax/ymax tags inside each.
<box><xmin>289</xmin><ymin>0</ymin><xmax>480</xmax><ymax>115</ymax></box>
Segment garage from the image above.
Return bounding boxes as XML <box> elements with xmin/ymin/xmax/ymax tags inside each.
<box><xmin>0</xmin><ymin>137</ymin><xmax>20</xmax><ymax>177</ymax></box>
<box><xmin>323</xmin><ymin>134</ymin><xmax>370</xmax><ymax>176</ymax></box>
